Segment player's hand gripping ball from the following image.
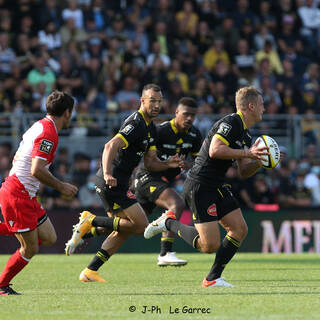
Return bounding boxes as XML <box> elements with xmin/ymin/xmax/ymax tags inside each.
<box><xmin>256</xmin><ymin>135</ymin><xmax>280</xmax><ymax>169</ymax></box>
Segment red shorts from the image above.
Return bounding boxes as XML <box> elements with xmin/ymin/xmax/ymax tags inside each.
<box><xmin>0</xmin><ymin>175</ymin><xmax>47</xmax><ymax>233</ymax></box>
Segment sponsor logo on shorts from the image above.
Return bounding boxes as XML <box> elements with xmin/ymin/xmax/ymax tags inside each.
<box><xmin>207</xmin><ymin>204</ymin><xmax>217</xmax><ymax>216</ymax></box>
<box><xmin>127</xmin><ymin>189</ymin><xmax>136</xmax><ymax>199</ymax></box>
<box><xmin>39</xmin><ymin>139</ymin><xmax>54</xmax><ymax>154</ymax></box>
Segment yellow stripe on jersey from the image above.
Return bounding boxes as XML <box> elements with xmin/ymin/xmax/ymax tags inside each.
<box><xmin>214</xmin><ymin>133</ymin><xmax>230</xmax><ymax>146</ymax></box>
<box><xmin>237</xmin><ymin>111</ymin><xmax>247</xmax><ymax>129</ymax></box>
<box><xmin>138</xmin><ymin>109</ymin><xmax>150</xmax><ymax>125</ymax></box>
<box><xmin>170</xmin><ymin>118</ymin><xmax>178</xmax><ymax>134</ymax></box>
<box><xmin>116</xmin><ymin>133</ymin><xmax>129</xmax><ymax>149</ymax></box>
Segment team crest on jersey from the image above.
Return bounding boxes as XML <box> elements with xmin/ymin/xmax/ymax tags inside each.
<box><xmin>39</xmin><ymin>139</ymin><xmax>54</xmax><ymax>154</ymax></box>
<box><xmin>207</xmin><ymin>204</ymin><xmax>217</xmax><ymax>216</ymax></box>
<box><xmin>217</xmin><ymin>122</ymin><xmax>232</xmax><ymax>136</ymax></box>
<box><xmin>121</xmin><ymin>124</ymin><xmax>134</xmax><ymax>135</ymax></box>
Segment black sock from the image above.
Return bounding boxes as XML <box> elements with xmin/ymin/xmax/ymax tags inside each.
<box><xmin>87</xmin><ymin>249</ymin><xmax>110</xmax><ymax>271</ymax></box>
<box><xmin>206</xmin><ymin>235</ymin><xmax>240</xmax><ymax>281</ymax></box>
<box><xmin>166</xmin><ymin>219</ymin><xmax>199</xmax><ymax>248</ymax></box>
<box><xmin>82</xmin><ymin>227</ymin><xmax>99</xmax><ymax>239</ymax></box>
<box><xmin>92</xmin><ymin>216</ymin><xmax>120</xmax><ymax>231</ymax></box>
<box><xmin>160</xmin><ymin>237</ymin><xmax>174</xmax><ymax>256</ymax></box>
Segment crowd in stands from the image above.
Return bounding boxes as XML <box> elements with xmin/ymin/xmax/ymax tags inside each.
<box><xmin>0</xmin><ymin>0</ymin><xmax>320</xmax><ymax>211</ymax></box>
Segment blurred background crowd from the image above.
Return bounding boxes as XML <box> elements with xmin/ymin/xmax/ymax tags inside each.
<box><xmin>0</xmin><ymin>0</ymin><xmax>320</xmax><ymax>211</ymax></box>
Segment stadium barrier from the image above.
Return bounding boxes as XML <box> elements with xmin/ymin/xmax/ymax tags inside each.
<box><xmin>1</xmin><ymin>208</ymin><xmax>319</xmax><ymax>254</ymax></box>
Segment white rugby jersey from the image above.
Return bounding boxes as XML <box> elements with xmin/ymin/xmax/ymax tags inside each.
<box><xmin>9</xmin><ymin>117</ymin><xmax>58</xmax><ymax>197</ymax></box>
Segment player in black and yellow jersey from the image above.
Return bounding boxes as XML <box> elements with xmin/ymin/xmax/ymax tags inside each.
<box><xmin>145</xmin><ymin>86</ymin><xmax>272</xmax><ymax>287</ymax></box>
<box><xmin>65</xmin><ymin>84</ymin><xmax>183</xmax><ymax>282</ymax></box>
<box><xmin>135</xmin><ymin>97</ymin><xmax>202</xmax><ymax>266</ymax></box>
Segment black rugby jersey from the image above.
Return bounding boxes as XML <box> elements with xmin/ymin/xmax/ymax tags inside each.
<box><xmin>97</xmin><ymin>110</ymin><xmax>156</xmax><ymax>184</ymax></box>
<box><xmin>188</xmin><ymin>111</ymin><xmax>252</xmax><ymax>188</ymax></box>
<box><xmin>137</xmin><ymin>118</ymin><xmax>202</xmax><ymax>182</ymax></box>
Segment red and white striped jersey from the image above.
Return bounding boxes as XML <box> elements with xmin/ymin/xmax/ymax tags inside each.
<box><xmin>8</xmin><ymin>117</ymin><xmax>58</xmax><ymax>197</ymax></box>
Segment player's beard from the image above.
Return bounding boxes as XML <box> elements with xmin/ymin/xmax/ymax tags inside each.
<box><xmin>149</xmin><ymin>108</ymin><xmax>159</xmax><ymax>119</ymax></box>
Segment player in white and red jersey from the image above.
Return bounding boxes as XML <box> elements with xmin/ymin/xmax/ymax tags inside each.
<box><xmin>0</xmin><ymin>91</ymin><xmax>78</xmax><ymax>295</ymax></box>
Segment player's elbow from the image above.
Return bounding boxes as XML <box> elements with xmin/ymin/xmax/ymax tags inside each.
<box><xmin>30</xmin><ymin>165</ymin><xmax>40</xmax><ymax>178</ymax></box>
<box><xmin>144</xmin><ymin>158</ymin><xmax>153</xmax><ymax>171</ymax></box>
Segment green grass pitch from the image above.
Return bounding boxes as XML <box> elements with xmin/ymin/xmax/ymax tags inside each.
<box><xmin>1</xmin><ymin>253</ymin><xmax>320</xmax><ymax>320</ymax></box>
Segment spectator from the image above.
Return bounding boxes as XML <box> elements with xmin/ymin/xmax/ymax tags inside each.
<box><xmin>214</xmin><ymin>15</ymin><xmax>240</xmax><ymax>56</ymax></box>
<box><xmin>167</xmin><ymin>59</ymin><xmax>189</xmax><ymax>93</ymax></box>
<box><xmin>232</xmin><ymin>38</ymin><xmax>255</xmax><ymax>82</ymax></box>
<box><xmin>257</xmin><ymin>0</ymin><xmax>277</xmax><ymax>32</ymax></box>
<box><xmin>256</xmin><ymin>40</ymin><xmax>284</xmax><ymax>75</ymax></box>
<box><xmin>146</xmin><ymin>41</ymin><xmax>171</xmax><ymax>70</ymax></box>
<box><xmin>27</xmin><ymin>54</ymin><xmax>56</xmax><ymax>93</ymax></box>
<box><xmin>0</xmin><ymin>32</ymin><xmax>16</xmax><ymax>78</ymax></box>
<box><xmin>38</xmin><ymin>20</ymin><xmax>62</xmax><ymax>51</ymax></box>
<box><xmin>62</xmin><ymin>0</ymin><xmax>84</xmax><ymax>29</ymax></box>
<box><xmin>254</xmin><ymin>24</ymin><xmax>276</xmax><ymax>51</ymax></box>
<box><xmin>203</xmin><ymin>38</ymin><xmax>230</xmax><ymax>72</ymax></box>
<box><xmin>175</xmin><ymin>0</ymin><xmax>199</xmax><ymax>38</ymax></box>
<box><xmin>78</xmin><ymin>175</ymin><xmax>103</xmax><ymax>208</ymax></box>
<box><xmin>89</xmin><ymin>79</ymin><xmax>118</xmax><ymax>114</ymax></box>
<box><xmin>38</xmin><ymin>0</ymin><xmax>62</xmax><ymax>29</ymax></box>
<box><xmin>126</xmin><ymin>0</ymin><xmax>152</xmax><ymax>30</ymax></box>
<box><xmin>297</xmin><ymin>0</ymin><xmax>320</xmax><ymax>50</ymax></box>
<box><xmin>114</xmin><ymin>76</ymin><xmax>140</xmax><ymax>116</ymax></box>
<box><xmin>60</xmin><ymin>17</ymin><xmax>87</xmax><ymax>47</ymax></box>
<box><xmin>56</xmin><ymin>55</ymin><xmax>83</xmax><ymax>98</ymax></box>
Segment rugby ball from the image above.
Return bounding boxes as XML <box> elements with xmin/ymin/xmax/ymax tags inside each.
<box><xmin>256</xmin><ymin>135</ymin><xmax>280</xmax><ymax>169</ymax></box>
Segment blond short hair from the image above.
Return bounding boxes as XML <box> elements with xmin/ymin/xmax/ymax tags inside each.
<box><xmin>235</xmin><ymin>86</ymin><xmax>261</xmax><ymax>111</ymax></box>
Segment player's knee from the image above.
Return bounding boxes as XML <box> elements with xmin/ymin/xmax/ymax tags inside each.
<box><xmin>236</xmin><ymin>223</ymin><xmax>248</xmax><ymax>241</ymax></box>
<box><xmin>21</xmin><ymin>243</ymin><xmax>39</xmax><ymax>258</ymax></box>
<box><xmin>41</xmin><ymin>232</ymin><xmax>57</xmax><ymax>246</ymax></box>
<box><xmin>46</xmin><ymin>233</ymin><xmax>57</xmax><ymax>246</ymax></box>
<box><xmin>128</xmin><ymin>218</ymin><xmax>148</xmax><ymax>234</ymax></box>
<box><xmin>135</xmin><ymin>221</ymin><xmax>148</xmax><ymax>234</ymax></box>
<box><xmin>200</xmin><ymin>241</ymin><xmax>219</xmax><ymax>253</ymax></box>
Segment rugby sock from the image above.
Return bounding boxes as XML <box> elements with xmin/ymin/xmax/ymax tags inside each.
<box><xmin>165</xmin><ymin>219</ymin><xmax>199</xmax><ymax>248</ymax></box>
<box><xmin>83</xmin><ymin>227</ymin><xmax>99</xmax><ymax>239</ymax></box>
<box><xmin>206</xmin><ymin>235</ymin><xmax>240</xmax><ymax>281</ymax></box>
<box><xmin>0</xmin><ymin>249</ymin><xmax>30</xmax><ymax>287</ymax></box>
<box><xmin>92</xmin><ymin>216</ymin><xmax>120</xmax><ymax>231</ymax></box>
<box><xmin>0</xmin><ymin>222</ymin><xmax>13</xmax><ymax>235</ymax></box>
<box><xmin>87</xmin><ymin>249</ymin><xmax>110</xmax><ymax>271</ymax></box>
<box><xmin>160</xmin><ymin>237</ymin><xmax>174</xmax><ymax>256</ymax></box>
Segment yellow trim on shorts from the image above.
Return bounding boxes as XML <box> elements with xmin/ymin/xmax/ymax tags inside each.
<box><xmin>149</xmin><ymin>145</ymin><xmax>156</xmax><ymax>151</ymax></box>
<box><xmin>217</xmin><ymin>188</ymin><xmax>223</xmax><ymax>198</ymax></box>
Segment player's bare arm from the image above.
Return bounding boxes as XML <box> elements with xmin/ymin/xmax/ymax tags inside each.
<box><xmin>31</xmin><ymin>157</ymin><xmax>77</xmax><ymax>197</ymax></box>
<box><xmin>236</xmin><ymin>157</ymin><xmax>262</xmax><ymax>179</ymax></box>
<box><xmin>209</xmin><ymin>136</ymin><xmax>269</xmax><ymax>160</ymax></box>
<box><xmin>102</xmin><ymin>135</ymin><xmax>126</xmax><ymax>188</ymax></box>
<box><xmin>144</xmin><ymin>150</ymin><xmax>184</xmax><ymax>171</ymax></box>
